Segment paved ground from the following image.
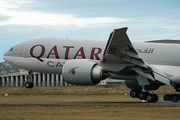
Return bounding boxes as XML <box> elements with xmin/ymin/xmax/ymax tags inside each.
<box><xmin>0</xmin><ymin>101</ymin><xmax>180</xmax><ymax>105</ymax></box>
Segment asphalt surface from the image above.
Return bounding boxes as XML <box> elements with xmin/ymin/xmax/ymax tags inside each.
<box><xmin>0</xmin><ymin>101</ymin><xmax>180</xmax><ymax>105</ymax></box>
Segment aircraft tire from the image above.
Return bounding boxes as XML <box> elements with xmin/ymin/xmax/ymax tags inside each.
<box><xmin>130</xmin><ymin>90</ymin><xmax>140</xmax><ymax>98</ymax></box>
<box><xmin>146</xmin><ymin>94</ymin><xmax>159</xmax><ymax>103</ymax></box>
<box><xmin>172</xmin><ymin>94</ymin><xmax>178</xmax><ymax>102</ymax></box>
<box><xmin>138</xmin><ymin>92</ymin><xmax>147</xmax><ymax>100</ymax></box>
<box><xmin>29</xmin><ymin>82</ymin><xmax>34</xmax><ymax>88</ymax></box>
<box><xmin>25</xmin><ymin>82</ymin><xmax>34</xmax><ymax>88</ymax></box>
<box><xmin>25</xmin><ymin>82</ymin><xmax>31</xmax><ymax>88</ymax></box>
<box><xmin>146</xmin><ymin>94</ymin><xmax>154</xmax><ymax>102</ymax></box>
<box><xmin>163</xmin><ymin>94</ymin><xmax>171</xmax><ymax>101</ymax></box>
<box><xmin>153</xmin><ymin>94</ymin><xmax>159</xmax><ymax>102</ymax></box>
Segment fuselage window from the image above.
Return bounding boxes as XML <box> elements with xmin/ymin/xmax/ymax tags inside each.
<box><xmin>9</xmin><ymin>47</ymin><xmax>13</xmax><ymax>51</ymax></box>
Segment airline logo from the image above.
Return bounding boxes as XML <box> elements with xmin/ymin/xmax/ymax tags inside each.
<box><xmin>69</xmin><ymin>67</ymin><xmax>79</xmax><ymax>75</ymax></box>
<box><xmin>30</xmin><ymin>45</ymin><xmax>102</xmax><ymax>62</ymax></box>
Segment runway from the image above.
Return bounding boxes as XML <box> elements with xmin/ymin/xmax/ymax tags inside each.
<box><xmin>0</xmin><ymin>101</ymin><xmax>180</xmax><ymax>105</ymax></box>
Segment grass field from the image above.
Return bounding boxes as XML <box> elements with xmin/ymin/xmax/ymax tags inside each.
<box><xmin>0</xmin><ymin>104</ymin><xmax>180</xmax><ymax>120</ymax></box>
<box><xmin>0</xmin><ymin>85</ymin><xmax>179</xmax><ymax>120</ymax></box>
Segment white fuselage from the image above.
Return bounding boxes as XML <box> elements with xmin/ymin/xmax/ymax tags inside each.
<box><xmin>3</xmin><ymin>38</ymin><xmax>180</xmax><ymax>84</ymax></box>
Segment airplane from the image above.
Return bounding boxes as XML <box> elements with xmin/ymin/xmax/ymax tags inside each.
<box><xmin>3</xmin><ymin>27</ymin><xmax>180</xmax><ymax>103</ymax></box>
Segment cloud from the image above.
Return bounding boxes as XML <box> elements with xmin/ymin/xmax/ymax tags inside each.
<box><xmin>124</xmin><ymin>17</ymin><xmax>180</xmax><ymax>32</ymax></box>
<box><xmin>0</xmin><ymin>10</ymin><xmax>125</xmax><ymax>27</ymax></box>
<box><xmin>0</xmin><ymin>0</ymin><xmax>125</xmax><ymax>27</ymax></box>
<box><xmin>0</xmin><ymin>0</ymin><xmax>34</xmax><ymax>8</ymax></box>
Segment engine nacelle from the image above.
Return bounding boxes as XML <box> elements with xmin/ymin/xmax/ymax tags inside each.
<box><xmin>62</xmin><ymin>59</ymin><xmax>109</xmax><ymax>85</ymax></box>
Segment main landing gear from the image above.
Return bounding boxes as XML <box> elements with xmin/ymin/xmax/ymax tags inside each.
<box><xmin>24</xmin><ymin>71</ymin><xmax>34</xmax><ymax>88</ymax></box>
<box><xmin>163</xmin><ymin>85</ymin><xmax>180</xmax><ymax>102</ymax></box>
<box><xmin>163</xmin><ymin>94</ymin><xmax>180</xmax><ymax>102</ymax></box>
<box><xmin>130</xmin><ymin>90</ymin><xmax>159</xmax><ymax>103</ymax></box>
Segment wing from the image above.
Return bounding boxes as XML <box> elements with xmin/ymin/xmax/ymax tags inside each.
<box><xmin>99</xmin><ymin>27</ymin><xmax>170</xmax><ymax>86</ymax></box>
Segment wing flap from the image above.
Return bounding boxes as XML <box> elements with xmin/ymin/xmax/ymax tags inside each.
<box><xmin>149</xmin><ymin>65</ymin><xmax>170</xmax><ymax>86</ymax></box>
<box><xmin>154</xmin><ymin>72</ymin><xmax>170</xmax><ymax>86</ymax></box>
<box><xmin>123</xmin><ymin>56</ymin><xmax>148</xmax><ymax>68</ymax></box>
<box><xmin>131</xmin><ymin>67</ymin><xmax>155</xmax><ymax>81</ymax></box>
<box><xmin>101</xmin><ymin>27</ymin><xmax>170</xmax><ymax>86</ymax></box>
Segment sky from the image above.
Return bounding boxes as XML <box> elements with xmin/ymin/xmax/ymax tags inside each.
<box><xmin>0</xmin><ymin>0</ymin><xmax>180</xmax><ymax>62</ymax></box>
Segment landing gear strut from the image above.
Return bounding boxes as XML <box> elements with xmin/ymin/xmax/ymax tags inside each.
<box><xmin>24</xmin><ymin>71</ymin><xmax>34</xmax><ymax>88</ymax></box>
<box><xmin>130</xmin><ymin>90</ymin><xmax>159</xmax><ymax>103</ymax></box>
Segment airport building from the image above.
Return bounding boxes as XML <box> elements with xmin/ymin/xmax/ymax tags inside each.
<box><xmin>0</xmin><ymin>62</ymin><xmax>124</xmax><ymax>87</ymax></box>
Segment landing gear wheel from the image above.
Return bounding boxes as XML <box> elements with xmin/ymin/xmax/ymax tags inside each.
<box><xmin>29</xmin><ymin>82</ymin><xmax>34</xmax><ymax>88</ymax></box>
<box><xmin>130</xmin><ymin>90</ymin><xmax>140</xmax><ymax>98</ymax></box>
<box><xmin>146</xmin><ymin>94</ymin><xmax>158</xmax><ymax>103</ymax></box>
<box><xmin>138</xmin><ymin>92</ymin><xmax>147</xmax><ymax>100</ymax></box>
<box><xmin>153</xmin><ymin>94</ymin><xmax>159</xmax><ymax>102</ymax></box>
<box><xmin>172</xmin><ymin>94</ymin><xmax>179</xmax><ymax>102</ymax></box>
<box><xmin>130</xmin><ymin>90</ymin><xmax>159</xmax><ymax>102</ymax></box>
<box><xmin>25</xmin><ymin>82</ymin><xmax>30</xmax><ymax>88</ymax></box>
<box><xmin>25</xmin><ymin>71</ymin><xmax>34</xmax><ymax>89</ymax></box>
<box><xmin>164</xmin><ymin>94</ymin><xmax>171</xmax><ymax>101</ymax></box>
<box><xmin>146</xmin><ymin>94</ymin><xmax>154</xmax><ymax>102</ymax></box>
<box><xmin>25</xmin><ymin>82</ymin><xmax>33</xmax><ymax>88</ymax></box>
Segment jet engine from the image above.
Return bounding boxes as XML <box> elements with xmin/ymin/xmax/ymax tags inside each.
<box><xmin>62</xmin><ymin>59</ymin><xmax>110</xmax><ymax>85</ymax></box>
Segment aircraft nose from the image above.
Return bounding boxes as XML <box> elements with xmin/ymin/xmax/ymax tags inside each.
<box><xmin>3</xmin><ymin>51</ymin><xmax>11</xmax><ymax>63</ymax></box>
<box><xmin>3</xmin><ymin>52</ymin><xmax>8</xmax><ymax>61</ymax></box>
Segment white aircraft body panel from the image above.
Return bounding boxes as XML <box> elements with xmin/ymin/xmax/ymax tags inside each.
<box><xmin>4</xmin><ymin>39</ymin><xmax>180</xmax><ymax>83</ymax></box>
